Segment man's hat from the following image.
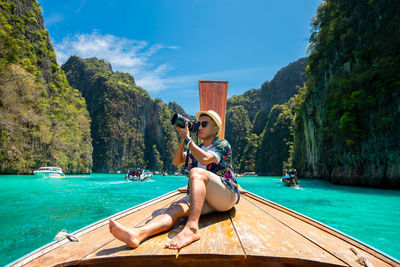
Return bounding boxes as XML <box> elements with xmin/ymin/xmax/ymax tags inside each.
<box><xmin>196</xmin><ymin>110</ymin><xmax>222</xmax><ymax>135</ymax></box>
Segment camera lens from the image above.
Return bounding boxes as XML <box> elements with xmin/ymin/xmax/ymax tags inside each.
<box><xmin>171</xmin><ymin>113</ymin><xmax>199</xmax><ymax>133</ymax></box>
<box><xmin>171</xmin><ymin>114</ymin><xmax>187</xmax><ymax>128</ymax></box>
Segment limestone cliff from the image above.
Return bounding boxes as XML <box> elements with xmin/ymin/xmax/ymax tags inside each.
<box><xmin>0</xmin><ymin>0</ymin><xmax>92</xmax><ymax>174</ymax></box>
<box><xmin>225</xmin><ymin>58</ymin><xmax>307</xmax><ymax>173</ymax></box>
<box><xmin>293</xmin><ymin>0</ymin><xmax>400</xmax><ymax>187</ymax></box>
<box><xmin>62</xmin><ymin>56</ymin><xmax>180</xmax><ymax>173</ymax></box>
<box><xmin>259</xmin><ymin>58</ymin><xmax>307</xmax><ymax>121</ymax></box>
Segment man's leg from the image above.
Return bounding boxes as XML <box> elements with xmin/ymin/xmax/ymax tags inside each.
<box><xmin>165</xmin><ymin>167</ymin><xmax>209</xmax><ymax>249</ymax></box>
<box><xmin>109</xmin><ymin>200</ymin><xmax>190</xmax><ymax>248</ymax></box>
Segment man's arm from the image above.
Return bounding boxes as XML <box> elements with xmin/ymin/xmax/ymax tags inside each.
<box><xmin>172</xmin><ymin>123</ymin><xmax>191</xmax><ymax>166</ymax></box>
<box><xmin>173</xmin><ymin>122</ymin><xmax>218</xmax><ymax>166</ymax></box>
<box><xmin>188</xmin><ymin>142</ymin><xmax>217</xmax><ymax>166</ymax></box>
<box><xmin>172</xmin><ymin>138</ymin><xmax>186</xmax><ymax>166</ymax></box>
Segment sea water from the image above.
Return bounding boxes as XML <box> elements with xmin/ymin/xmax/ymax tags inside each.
<box><xmin>0</xmin><ymin>174</ymin><xmax>399</xmax><ymax>266</ymax></box>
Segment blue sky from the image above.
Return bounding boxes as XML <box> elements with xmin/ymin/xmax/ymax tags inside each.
<box><xmin>38</xmin><ymin>0</ymin><xmax>321</xmax><ymax>115</ymax></box>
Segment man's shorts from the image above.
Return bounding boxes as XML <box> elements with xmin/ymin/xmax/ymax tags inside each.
<box><xmin>179</xmin><ymin>169</ymin><xmax>238</xmax><ymax>215</ymax></box>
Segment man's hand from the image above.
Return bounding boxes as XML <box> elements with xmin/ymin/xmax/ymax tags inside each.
<box><xmin>172</xmin><ymin>122</ymin><xmax>190</xmax><ymax>166</ymax></box>
<box><xmin>175</xmin><ymin>122</ymin><xmax>190</xmax><ymax>140</ymax></box>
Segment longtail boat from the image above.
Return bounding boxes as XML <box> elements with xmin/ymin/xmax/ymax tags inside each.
<box><xmin>281</xmin><ymin>169</ymin><xmax>298</xmax><ymax>187</ymax></box>
<box><xmin>7</xmin><ymin>81</ymin><xmax>399</xmax><ymax>267</ymax></box>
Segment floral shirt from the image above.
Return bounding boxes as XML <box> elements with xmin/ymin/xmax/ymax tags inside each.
<box><xmin>188</xmin><ymin>137</ymin><xmax>240</xmax><ymax>203</ymax></box>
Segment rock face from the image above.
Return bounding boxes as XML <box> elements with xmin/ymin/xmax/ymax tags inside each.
<box><xmin>62</xmin><ymin>56</ymin><xmax>180</xmax><ymax>173</ymax></box>
<box><xmin>0</xmin><ymin>0</ymin><xmax>92</xmax><ymax>174</ymax></box>
<box><xmin>255</xmin><ymin>101</ymin><xmax>296</xmax><ymax>176</ymax></box>
<box><xmin>293</xmin><ymin>0</ymin><xmax>400</xmax><ymax>187</ymax></box>
<box><xmin>225</xmin><ymin>58</ymin><xmax>307</xmax><ymax>174</ymax></box>
<box><xmin>259</xmin><ymin>58</ymin><xmax>307</xmax><ymax>120</ymax></box>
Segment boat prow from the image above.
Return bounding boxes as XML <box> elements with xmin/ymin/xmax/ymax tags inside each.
<box><xmin>7</xmin><ymin>188</ymin><xmax>399</xmax><ymax>267</ymax></box>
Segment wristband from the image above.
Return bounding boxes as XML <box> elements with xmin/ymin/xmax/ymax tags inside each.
<box><xmin>184</xmin><ymin>137</ymin><xmax>193</xmax><ymax>146</ymax></box>
<box><xmin>187</xmin><ymin>140</ymin><xmax>193</xmax><ymax>147</ymax></box>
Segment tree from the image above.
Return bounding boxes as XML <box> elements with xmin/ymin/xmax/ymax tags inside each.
<box><xmin>226</xmin><ymin>105</ymin><xmax>251</xmax><ymax>172</ymax></box>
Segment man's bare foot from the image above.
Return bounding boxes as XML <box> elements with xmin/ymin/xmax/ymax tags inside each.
<box><xmin>165</xmin><ymin>226</ymin><xmax>200</xmax><ymax>250</ymax></box>
<box><xmin>109</xmin><ymin>219</ymin><xmax>142</xmax><ymax>248</ymax></box>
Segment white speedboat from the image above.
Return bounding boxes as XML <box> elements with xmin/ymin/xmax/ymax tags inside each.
<box><xmin>33</xmin><ymin>167</ymin><xmax>65</xmax><ymax>178</ymax></box>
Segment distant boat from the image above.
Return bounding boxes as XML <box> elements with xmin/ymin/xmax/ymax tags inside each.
<box><xmin>242</xmin><ymin>172</ymin><xmax>257</xmax><ymax>176</ymax></box>
<box><xmin>281</xmin><ymin>169</ymin><xmax>298</xmax><ymax>187</ymax></box>
<box><xmin>125</xmin><ymin>169</ymin><xmax>152</xmax><ymax>181</ymax></box>
<box><xmin>33</xmin><ymin>167</ymin><xmax>65</xmax><ymax>178</ymax></box>
<box><xmin>141</xmin><ymin>170</ymin><xmax>153</xmax><ymax>180</ymax></box>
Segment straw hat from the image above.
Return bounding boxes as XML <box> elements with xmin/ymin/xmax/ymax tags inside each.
<box><xmin>196</xmin><ymin>110</ymin><xmax>222</xmax><ymax>135</ymax></box>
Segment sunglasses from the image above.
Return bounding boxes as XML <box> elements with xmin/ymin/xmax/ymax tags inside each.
<box><xmin>199</xmin><ymin>121</ymin><xmax>210</xmax><ymax>128</ymax></box>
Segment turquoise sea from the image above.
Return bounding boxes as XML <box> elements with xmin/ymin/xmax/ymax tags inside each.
<box><xmin>1</xmin><ymin>174</ymin><xmax>399</xmax><ymax>266</ymax></box>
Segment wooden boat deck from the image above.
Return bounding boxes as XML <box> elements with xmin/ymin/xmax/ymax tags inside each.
<box><xmin>9</xmin><ymin>188</ymin><xmax>399</xmax><ymax>267</ymax></box>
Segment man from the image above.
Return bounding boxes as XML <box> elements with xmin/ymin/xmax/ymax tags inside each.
<box><xmin>109</xmin><ymin>110</ymin><xmax>240</xmax><ymax>250</ymax></box>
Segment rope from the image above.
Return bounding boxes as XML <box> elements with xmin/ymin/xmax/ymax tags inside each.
<box><xmin>54</xmin><ymin>230</ymin><xmax>80</xmax><ymax>242</ymax></box>
<box><xmin>350</xmin><ymin>247</ymin><xmax>374</xmax><ymax>267</ymax></box>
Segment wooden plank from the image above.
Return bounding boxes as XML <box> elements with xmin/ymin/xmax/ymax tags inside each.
<box><xmin>85</xmin><ymin>203</ymin><xmax>244</xmax><ymax>261</ymax></box>
<box><xmin>199</xmin><ymin>80</ymin><xmax>228</xmax><ymax>139</ymax></box>
<box><xmin>178</xmin><ymin>211</ymin><xmax>244</xmax><ymax>256</ymax></box>
<box><xmin>86</xmin><ymin>223</ymin><xmax>180</xmax><ymax>259</ymax></box>
<box><xmin>244</xmin><ymin>194</ymin><xmax>396</xmax><ymax>267</ymax></box>
<box><xmin>246</xmin><ymin>192</ymin><xmax>399</xmax><ymax>265</ymax></box>
<box><xmin>231</xmin><ymin>195</ymin><xmax>348</xmax><ymax>266</ymax></box>
<box><xmin>82</xmin><ymin>195</ymin><xmax>188</xmax><ymax>260</ymax></box>
<box><xmin>21</xmin><ymin>193</ymin><xmax>184</xmax><ymax>266</ymax></box>
<box><xmin>79</xmin><ymin>254</ymin><xmax>334</xmax><ymax>267</ymax></box>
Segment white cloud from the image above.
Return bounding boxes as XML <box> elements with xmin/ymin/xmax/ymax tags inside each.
<box><xmin>54</xmin><ymin>31</ymin><xmax>178</xmax><ymax>93</ymax></box>
<box><xmin>136</xmin><ymin>64</ymin><xmax>173</xmax><ymax>93</ymax></box>
<box><xmin>54</xmin><ymin>31</ymin><xmax>272</xmax><ymax>97</ymax></box>
<box><xmin>44</xmin><ymin>13</ymin><xmax>64</xmax><ymax>26</ymax></box>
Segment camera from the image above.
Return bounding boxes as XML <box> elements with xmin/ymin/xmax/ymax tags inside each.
<box><xmin>171</xmin><ymin>113</ymin><xmax>199</xmax><ymax>133</ymax></box>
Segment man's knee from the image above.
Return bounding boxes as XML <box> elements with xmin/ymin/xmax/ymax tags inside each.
<box><xmin>189</xmin><ymin>167</ymin><xmax>209</xmax><ymax>183</ymax></box>
<box><xmin>168</xmin><ymin>201</ymin><xmax>188</xmax><ymax>216</ymax></box>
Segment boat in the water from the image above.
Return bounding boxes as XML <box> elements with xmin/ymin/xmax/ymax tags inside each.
<box><xmin>242</xmin><ymin>172</ymin><xmax>257</xmax><ymax>176</ymax></box>
<box><xmin>125</xmin><ymin>169</ymin><xmax>152</xmax><ymax>181</ymax></box>
<box><xmin>281</xmin><ymin>169</ymin><xmax>298</xmax><ymax>187</ymax></box>
<box><xmin>9</xmin><ymin>81</ymin><xmax>399</xmax><ymax>266</ymax></box>
<box><xmin>33</xmin><ymin>167</ymin><xmax>65</xmax><ymax>178</ymax></box>
<box><xmin>7</xmin><ymin>186</ymin><xmax>399</xmax><ymax>267</ymax></box>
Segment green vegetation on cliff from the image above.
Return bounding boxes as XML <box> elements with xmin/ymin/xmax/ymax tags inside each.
<box><xmin>225</xmin><ymin>106</ymin><xmax>252</xmax><ymax>170</ymax></box>
<box><xmin>0</xmin><ymin>0</ymin><xmax>92</xmax><ymax>174</ymax></box>
<box><xmin>62</xmin><ymin>56</ymin><xmax>181</xmax><ymax>173</ymax></box>
<box><xmin>225</xmin><ymin>58</ymin><xmax>307</xmax><ymax>174</ymax></box>
<box><xmin>294</xmin><ymin>0</ymin><xmax>400</xmax><ymax>186</ymax></box>
<box><xmin>256</xmin><ymin>99</ymin><xmax>295</xmax><ymax>175</ymax></box>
